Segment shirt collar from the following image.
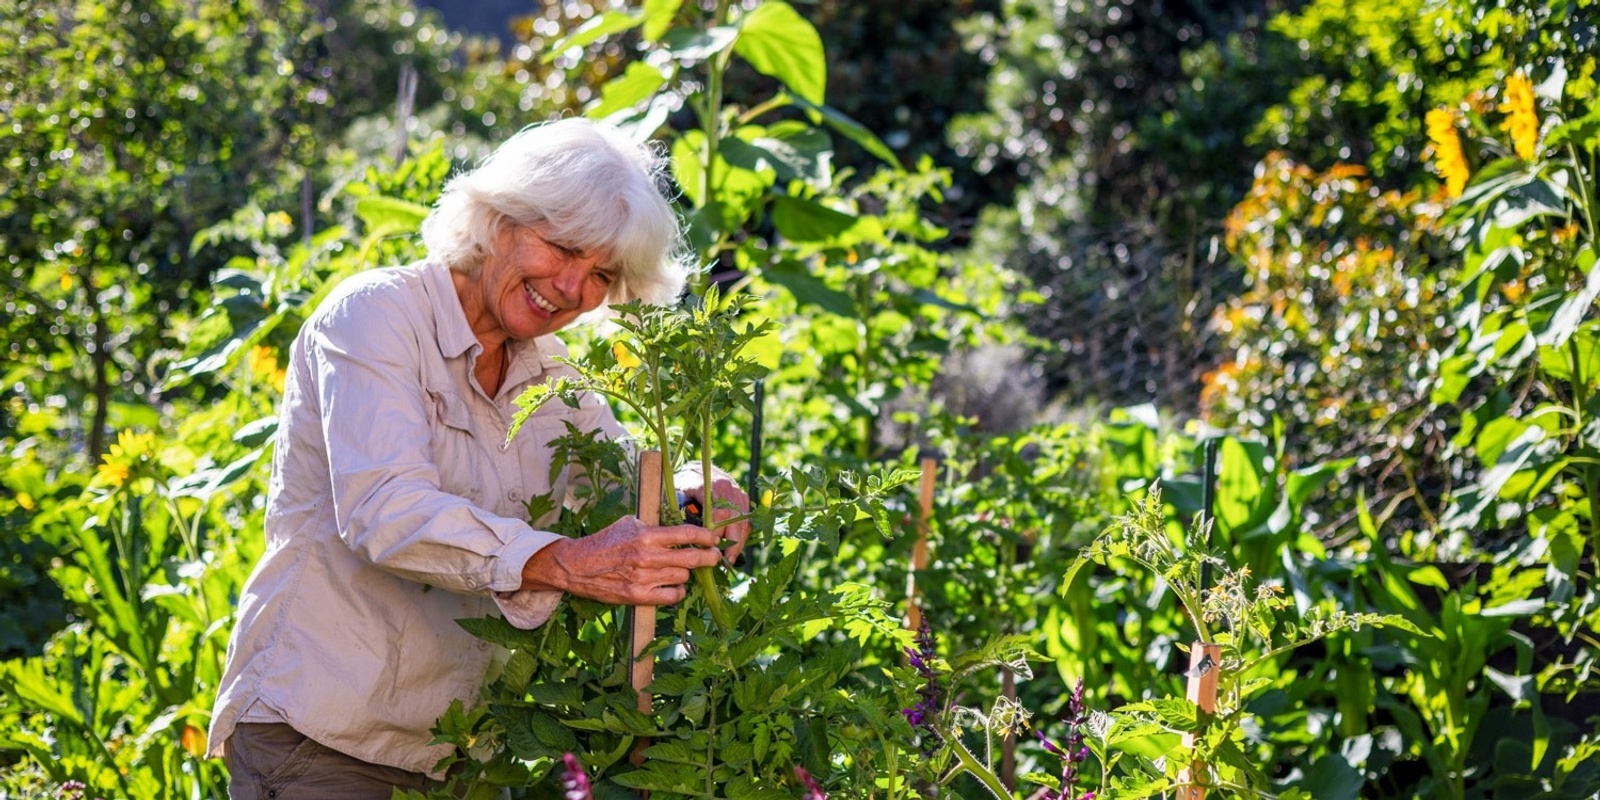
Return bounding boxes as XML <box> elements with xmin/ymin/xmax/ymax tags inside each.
<box><xmin>422</xmin><ymin>260</ymin><xmax>482</xmax><ymax>361</ymax></box>
<box><xmin>421</xmin><ymin>260</ymin><xmax>560</xmax><ymax>390</ymax></box>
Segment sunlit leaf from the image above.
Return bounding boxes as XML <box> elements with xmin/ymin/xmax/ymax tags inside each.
<box><xmin>734</xmin><ymin>2</ymin><xmax>825</xmax><ymax>106</ymax></box>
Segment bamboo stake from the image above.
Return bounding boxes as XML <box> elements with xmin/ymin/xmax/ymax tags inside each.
<box><xmin>629</xmin><ymin>450</ymin><xmax>664</xmax><ymax>767</ymax></box>
<box><xmin>906</xmin><ymin>457</ymin><xmax>936</xmax><ymax>633</ymax></box>
<box><xmin>1179</xmin><ymin>641</ymin><xmax>1222</xmax><ymax>800</ymax></box>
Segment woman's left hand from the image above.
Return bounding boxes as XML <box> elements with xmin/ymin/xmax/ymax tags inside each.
<box><xmin>675</xmin><ymin>464</ymin><xmax>750</xmax><ymax>564</ymax></box>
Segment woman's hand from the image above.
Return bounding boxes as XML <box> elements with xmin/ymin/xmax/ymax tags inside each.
<box><xmin>519</xmin><ymin>516</ymin><xmax>723</xmax><ymax>605</ymax></box>
<box><xmin>674</xmin><ymin>464</ymin><xmax>751</xmax><ymax>564</ymax></box>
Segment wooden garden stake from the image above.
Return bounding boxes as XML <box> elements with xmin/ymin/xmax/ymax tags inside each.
<box><xmin>629</xmin><ymin>450</ymin><xmax>663</xmax><ymax>768</ymax></box>
<box><xmin>906</xmin><ymin>457</ymin><xmax>936</xmax><ymax>633</ymax></box>
<box><xmin>1179</xmin><ymin>439</ymin><xmax>1223</xmax><ymax>800</ymax></box>
<box><xmin>1178</xmin><ymin>640</ymin><xmax>1222</xmax><ymax>800</ymax></box>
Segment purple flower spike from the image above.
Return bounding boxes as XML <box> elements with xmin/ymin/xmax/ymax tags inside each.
<box><xmin>1037</xmin><ymin>677</ymin><xmax>1094</xmax><ymax>800</ymax></box>
<box><xmin>795</xmin><ymin>765</ymin><xmax>828</xmax><ymax>800</ymax></box>
<box><xmin>561</xmin><ymin>752</ymin><xmax>593</xmax><ymax>800</ymax></box>
<box><xmin>901</xmin><ymin>618</ymin><xmax>945</xmax><ymax>755</ymax></box>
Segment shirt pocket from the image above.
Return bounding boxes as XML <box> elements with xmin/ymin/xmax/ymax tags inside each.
<box><xmin>426</xmin><ymin>388</ymin><xmax>488</xmax><ymax>506</ymax></box>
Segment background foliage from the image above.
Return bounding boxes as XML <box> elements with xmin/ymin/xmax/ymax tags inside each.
<box><xmin>3</xmin><ymin>0</ymin><xmax>1599</xmax><ymax>798</ymax></box>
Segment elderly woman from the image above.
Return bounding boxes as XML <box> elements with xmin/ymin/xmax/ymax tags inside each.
<box><xmin>208</xmin><ymin>119</ymin><xmax>748</xmax><ymax>798</ymax></box>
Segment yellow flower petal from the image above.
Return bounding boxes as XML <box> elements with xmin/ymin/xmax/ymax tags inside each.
<box><xmin>1497</xmin><ymin>73</ymin><xmax>1539</xmax><ymax>161</ymax></box>
<box><xmin>1426</xmin><ymin>108</ymin><xmax>1471</xmax><ymax>197</ymax></box>
<box><xmin>612</xmin><ymin>341</ymin><xmax>642</xmax><ymax>369</ymax></box>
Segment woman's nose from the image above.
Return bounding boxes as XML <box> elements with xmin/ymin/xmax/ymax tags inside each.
<box><xmin>551</xmin><ymin>262</ymin><xmax>585</xmax><ymax>302</ymax></box>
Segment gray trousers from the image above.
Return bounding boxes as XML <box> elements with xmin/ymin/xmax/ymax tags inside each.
<box><xmin>223</xmin><ymin>723</ymin><xmax>438</xmax><ymax>799</ymax></box>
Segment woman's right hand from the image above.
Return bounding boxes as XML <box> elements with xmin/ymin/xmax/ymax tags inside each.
<box><xmin>517</xmin><ymin>516</ymin><xmax>723</xmax><ymax>606</ymax></box>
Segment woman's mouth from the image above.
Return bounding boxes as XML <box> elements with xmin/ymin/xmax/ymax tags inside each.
<box><xmin>524</xmin><ymin>282</ymin><xmax>559</xmax><ymax>314</ymax></box>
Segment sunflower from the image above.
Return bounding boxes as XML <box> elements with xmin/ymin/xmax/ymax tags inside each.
<box><xmin>1497</xmin><ymin>72</ymin><xmax>1540</xmax><ymax>161</ymax></box>
<box><xmin>1426</xmin><ymin>108</ymin><xmax>1471</xmax><ymax>198</ymax></box>
<box><xmin>97</xmin><ymin>430</ymin><xmax>158</xmax><ymax>487</ymax></box>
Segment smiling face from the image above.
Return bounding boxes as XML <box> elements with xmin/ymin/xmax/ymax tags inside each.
<box><xmin>454</xmin><ymin>223</ymin><xmax>617</xmax><ymax>346</ymax></box>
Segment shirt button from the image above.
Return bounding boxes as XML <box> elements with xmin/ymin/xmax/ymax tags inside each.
<box><xmin>507</xmin><ymin>491</ymin><xmax>517</xmax><ymax>502</ymax></box>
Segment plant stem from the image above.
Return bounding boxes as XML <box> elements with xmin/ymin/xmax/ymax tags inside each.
<box><xmin>1569</xmin><ymin>143</ymin><xmax>1598</xmax><ymax>243</ymax></box>
<box><xmin>944</xmin><ymin>735</ymin><xmax>1011</xmax><ymax>800</ymax></box>
<box><xmin>695</xmin><ymin>401</ymin><xmax>731</xmax><ymax>633</ymax></box>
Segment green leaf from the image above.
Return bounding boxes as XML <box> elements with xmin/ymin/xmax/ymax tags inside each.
<box><xmin>588</xmin><ymin>61</ymin><xmax>669</xmax><ymax>120</ymax></box>
<box><xmin>529</xmin><ymin>711</ymin><xmax>579</xmax><ymax>751</ymax></box>
<box><xmin>456</xmin><ymin>616</ymin><xmax>544</xmax><ymax>650</ymax></box>
<box><xmin>542</xmin><ymin>11</ymin><xmax>645</xmax><ymax>64</ymax></box>
<box><xmin>1535</xmin><ymin>247</ymin><xmax>1600</xmax><ymax>349</ymax></box>
<box><xmin>1215</xmin><ymin>437</ymin><xmax>1273</xmax><ymax>534</ymax></box>
<box><xmin>353</xmin><ymin>195</ymin><xmax>430</xmax><ymax>234</ymax></box>
<box><xmin>734</xmin><ymin>2</ymin><xmax>826</xmax><ymax>106</ymax></box>
<box><xmin>641</xmin><ymin>739</ymin><xmax>701</xmax><ymax>765</ymax></box>
<box><xmin>641</xmin><ymin>0</ymin><xmax>683</xmax><ymax>41</ymax></box>
<box><xmin>761</xmin><ymin>259</ymin><xmax>855</xmax><ymax>316</ymax></box>
<box><xmin>1285</xmin><ymin>458</ymin><xmax>1353</xmax><ymax>507</ymax></box>
<box><xmin>1439</xmin><ymin>425</ymin><xmax>1553</xmax><ymax>531</ymax></box>
<box><xmin>610</xmin><ymin>763</ymin><xmax>705</xmax><ymax>791</ymax></box>
<box><xmin>232</xmin><ymin>415</ymin><xmax>279</xmax><ymax>447</ymax></box>
<box><xmin>662</xmin><ymin>26</ymin><xmax>740</xmax><ymax>62</ymax></box>
<box><xmin>784</xmin><ymin>93</ymin><xmax>902</xmax><ymax>169</ymax></box>
<box><xmin>729</xmin><ymin>122</ymin><xmax>833</xmax><ymax>186</ymax></box>
<box><xmin>771</xmin><ymin>195</ymin><xmax>857</xmax><ymax>242</ymax></box>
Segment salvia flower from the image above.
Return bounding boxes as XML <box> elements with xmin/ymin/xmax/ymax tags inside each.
<box><xmin>561</xmin><ymin>752</ymin><xmax>593</xmax><ymax>800</ymax></box>
<box><xmin>901</xmin><ymin>618</ymin><xmax>944</xmax><ymax>754</ymax></box>
<box><xmin>1037</xmin><ymin>678</ymin><xmax>1094</xmax><ymax>800</ymax></box>
<box><xmin>795</xmin><ymin>765</ymin><xmax>827</xmax><ymax>800</ymax></box>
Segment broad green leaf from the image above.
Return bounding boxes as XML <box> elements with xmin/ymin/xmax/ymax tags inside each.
<box><xmin>1286</xmin><ymin>752</ymin><xmax>1363</xmax><ymax>796</ymax></box>
<box><xmin>1440</xmin><ymin>424</ymin><xmax>1552</xmax><ymax>530</ymax></box>
<box><xmin>1474</xmin><ymin>416</ymin><xmax>1529</xmax><ymax>466</ymax></box>
<box><xmin>909</xmin><ymin>288</ymin><xmax>983</xmax><ymax>315</ymax></box>
<box><xmin>749</xmin><ymin>123</ymin><xmax>833</xmax><ymax>186</ymax></box>
<box><xmin>1408</xmin><ymin>564</ymin><xmax>1450</xmax><ymax>591</ymax></box>
<box><xmin>1538</xmin><ymin>323</ymin><xmax>1600</xmax><ymax>385</ymax></box>
<box><xmin>771</xmin><ymin>195</ymin><xmax>857</xmax><ymax>242</ymax></box>
<box><xmin>604</xmin><ymin>92</ymin><xmax>676</xmax><ymax>142</ymax></box>
<box><xmin>720</xmin><ymin>122</ymin><xmax>833</xmax><ymax>186</ymax></box>
<box><xmin>1482</xmin><ymin>598</ymin><xmax>1545</xmax><ymax>617</ymax></box>
<box><xmin>1535</xmin><ymin>247</ymin><xmax>1600</xmax><ymax>349</ymax></box>
<box><xmin>1489</xmin><ymin>178</ymin><xmax>1567</xmax><ymax>229</ymax></box>
<box><xmin>353</xmin><ymin>195</ymin><xmax>429</xmax><ymax>233</ymax></box>
<box><xmin>761</xmin><ymin>259</ymin><xmax>854</xmax><ymax>316</ymax></box>
<box><xmin>1546</xmin><ymin>104</ymin><xmax>1600</xmax><ymax>150</ymax></box>
<box><xmin>1215</xmin><ymin>437</ymin><xmax>1272</xmax><ymax>535</ymax></box>
<box><xmin>542</xmin><ymin>11</ymin><xmax>645</xmax><ymax>64</ymax></box>
<box><xmin>784</xmin><ymin>93</ymin><xmax>902</xmax><ymax>169</ymax></box>
<box><xmin>1450</xmin><ymin>159</ymin><xmax>1540</xmax><ymax>226</ymax></box>
<box><xmin>587</xmin><ymin>61</ymin><xmax>669</xmax><ymax>120</ymax></box>
<box><xmin>734</xmin><ymin>2</ymin><xmax>825</xmax><ymax>105</ymax></box>
<box><xmin>662</xmin><ymin>26</ymin><xmax>739</xmax><ymax>62</ymax></box>
<box><xmin>1285</xmin><ymin>458</ymin><xmax>1353</xmax><ymax>507</ymax></box>
<box><xmin>641</xmin><ymin>0</ymin><xmax>683</xmax><ymax>41</ymax></box>
<box><xmin>232</xmin><ymin>415</ymin><xmax>278</xmax><ymax>447</ymax></box>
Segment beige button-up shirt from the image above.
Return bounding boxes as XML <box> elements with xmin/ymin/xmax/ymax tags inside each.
<box><xmin>208</xmin><ymin>260</ymin><xmax>622</xmax><ymax>776</ymax></box>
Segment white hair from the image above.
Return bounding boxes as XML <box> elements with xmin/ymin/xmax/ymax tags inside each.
<box><xmin>420</xmin><ymin>118</ymin><xmax>690</xmax><ymax>306</ymax></box>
